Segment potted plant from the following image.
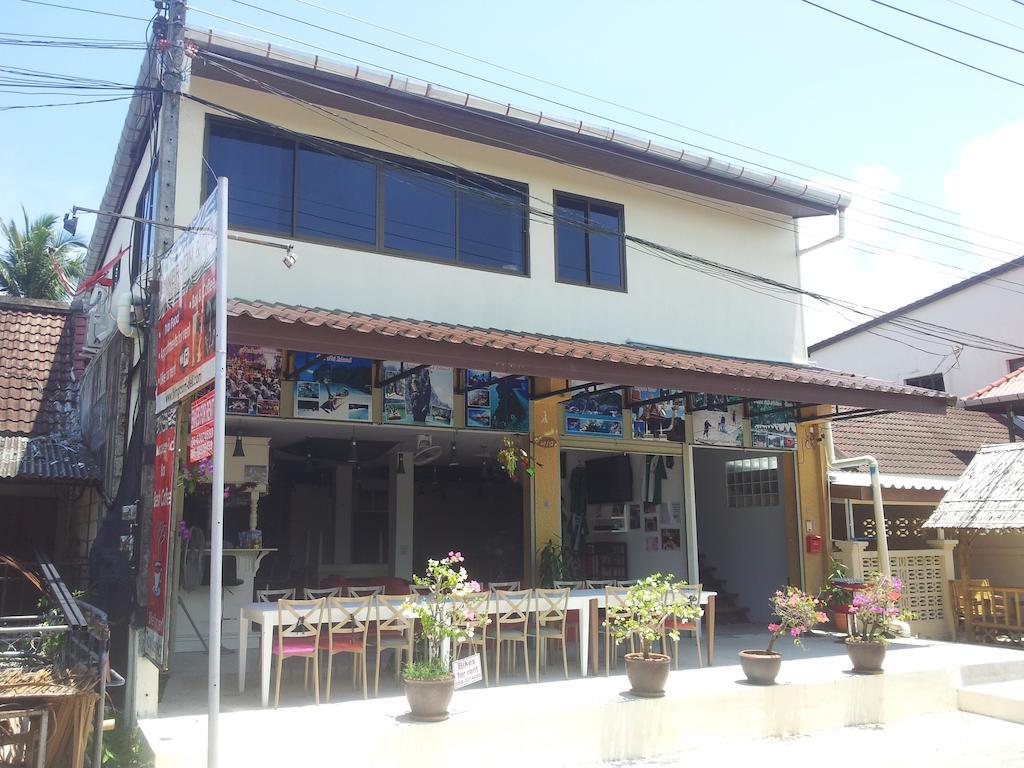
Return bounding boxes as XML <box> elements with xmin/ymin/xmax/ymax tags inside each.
<box><xmin>403</xmin><ymin>551</ymin><xmax>486</xmax><ymax>721</ymax></box>
<box><xmin>739</xmin><ymin>586</ymin><xmax>827</xmax><ymax>685</ymax></box>
<box><xmin>818</xmin><ymin>558</ymin><xmax>855</xmax><ymax>633</ymax></box>
<box><xmin>846</xmin><ymin>573</ymin><xmax>909</xmax><ymax>673</ymax></box>
<box><xmin>538</xmin><ymin>539</ymin><xmax>580</xmax><ymax>587</ymax></box>
<box><xmin>605</xmin><ymin>573</ymin><xmax>702</xmax><ymax>697</ymax></box>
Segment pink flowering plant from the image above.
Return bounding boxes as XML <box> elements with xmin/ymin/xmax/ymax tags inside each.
<box><xmin>765</xmin><ymin>586</ymin><xmax>828</xmax><ymax>653</ymax></box>
<box><xmin>606</xmin><ymin>573</ymin><xmax>702</xmax><ymax>660</ymax></box>
<box><xmin>848</xmin><ymin>574</ymin><xmax>911</xmax><ymax>643</ymax></box>
<box><xmin>403</xmin><ymin>551</ymin><xmax>489</xmax><ymax>680</ymax></box>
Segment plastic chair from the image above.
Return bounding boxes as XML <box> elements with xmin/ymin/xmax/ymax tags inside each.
<box><xmin>304</xmin><ymin>587</ymin><xmax>341</xmax><ymax>600</ymax></box>
<box><xmin>616</xmin><ymin>579</ymin><xmax>638</xmax><ymax>588</ymax></box>
<box><xmin>258</xmin><ymin>588</ymin><xmax>296</xmax><ymax>603</ymax></box>
<box><xmin>324</xmin><ymin>595</ymin><xmax>372</xmax><ymax>701</ymax></box>
<box><xmin>662</xmin><ymin>583</ymin><xmax>703</xmax><ymax>669</ymax></box>
<box><xmin>553</xmin><ymin>580</ymin><xmax>584</xmax><ymax>589</ymax></box>
<box><xmin>534</xmin><ymin>588</ymin><xmax>571</xmax><ymax>680</ymax></box>
<box><xmin>273</xmin><ymin>598</ymin><xmax>324</xmax><ymax>707</ymax></box>
<box><xmin>489</xmin><ymin>580</ymin><xmax>520</xmax><ymax>591</ymax></box>
<box><xmin>374</xmin><ymin>596</ymin><xmax>414</xmax><ymax>696</ymax></box>
<box><xmin>586</xmin><ymin>579</ymin><xmax>616</xmax><ymax>589</ymax></box>
<box><xmin>494</xmin><ymin>589</ymin><xmax>532</xmax><ymax>685</ymax></box>
<box><xmin>348</xmin><ymin>584</ymin><xmax>384</xmax><ymax>597</ymax></box>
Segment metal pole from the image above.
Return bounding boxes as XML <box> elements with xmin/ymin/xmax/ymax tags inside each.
<box><xmin>208</xmin><ymin>178</ymin><xmax>229</xmax><ymax>768</ymax></box>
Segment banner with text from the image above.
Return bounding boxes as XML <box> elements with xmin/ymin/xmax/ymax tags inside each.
<box><xmin>188</xmin><ymin>389</ymin><xmax>215</xmax><ymax>465</ymax></box>
<box><xmin>155</xmin><ymin>189</ymin><xmax>220</xmax><ymax>412</ymax></box>
<box><xmin>143</xmin><ymin>409</ymin><xmax>177</xmax><ymax>666</ymax></box>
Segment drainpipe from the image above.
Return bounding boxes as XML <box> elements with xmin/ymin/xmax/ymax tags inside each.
<box><xmin>797</xmin><ymin>209</ymin><xmax>846</xmax><ymax>256</ymax></box>
<box><xmin>821</xmin><ymin>421</ymin><xmax>890</xmax><ymax>576</ymax></box>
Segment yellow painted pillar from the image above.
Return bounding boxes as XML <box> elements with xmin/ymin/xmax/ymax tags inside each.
<box><xmin>795</xmin><ymin>406</ymin><xmax>832</xmax><ymax>595</ymax></box>
<box><xmin>525</xmin><ymin>377</ymin><xmax>565</xmax><ymax>586</ymax></box>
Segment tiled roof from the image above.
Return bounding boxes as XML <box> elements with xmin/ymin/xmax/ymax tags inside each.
<box><xmin>831</xmin><ymin>407</ymin><xmax>1010</xmax><ymax>478</ymax></box>
<box><xmin>0</xmin><ymin>297</ymin><xmax>79</xmax><ymax>435</ymax></box>
<box><xmin>964</xmin><ymin>367</ymin><xmax>1024</xmax><ymax>407</ymax></box>
<box><xmin>0</xmin><ymin>435</ymin><xmax>99</xmax><ymax>483</ymax></box>
<box><xmin>227</xmin><ymin>299</ymin><xmax>952</xmax><ymax>411</ymax></box>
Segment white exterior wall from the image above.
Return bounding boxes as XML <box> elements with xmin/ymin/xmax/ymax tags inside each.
<box><xmin>168</xmin><ymin>78</ymin><xmax>810</xmax><ymax>364</ymax></box>
<box><xmin>810</xmin><ymin>267</ymin><xmax>1024</xmax><ymax>396</ymax></box>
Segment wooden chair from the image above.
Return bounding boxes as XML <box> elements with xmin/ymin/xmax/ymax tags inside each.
<box><xmin>534</xmin><ymin>588</ymin><xmax>571</xmax><ymax>680</ymax></box>
<box><xmin>662</xmin><ymin>583</ymin><xmax>703</xmax><ymax>669</ymax></box>
<box><xmin>409</xmin><ymin>584</ymin><xmax>433</xmax><ymax>597</ymax></box>
<box><xmin>604</xmin><ymin>585</ymin><xmax>634</xmax><ymax>676</ymax></box>
<box><xmin>454</xmin><ymin>590</ymin><xmax>492</xmax><ymax>688</ymax></box>
<box><xmin>374</xmin><ymin>596</ymin><xmax>415</xmax><ymax>697</ymax></box>
<box><xmin>616</xmin><ymin>579</ymin><xmax>638</xmax><ymax>588</ymax></box>
<box><xmin>348</xmin><ymin>585</ymin><xmax>384</xmax><ymax>597</ymax></box>
<box><xmin>586</xmin><ymin>579</ymin><xmax>617</xmax><ymax>589</ymax></box>
<box><xmin>273</xmin><ymin>598</ymin><xmax>324</xmax><ymax>708</ymax></box>
<box><xmin>494</xmin><ymin>588</ymin><xmax>532</xmax><ymax>685</ymax></box>
<box><xmin>304</xmin><ymin>587</ymin><xmax>341</xmax><ymax>600</ymax></box>
<box><xmin>324</xmin><ymin>595</ymin><xmax>372</xmax><ymax>701</ymax></box>
<box><xmin>489</xmin><ymin>580</ymin><xmax>521</xmax><ymax>591</ymax></box>
<box><xmin>554</xmin><ymin>580</ymin><xmax>584</xmax><ymax>589</ymax></box>
<box><xmin>258</xmin><ymin>588</ymin><xmax>295</xmax><ymax>603</ymax></box>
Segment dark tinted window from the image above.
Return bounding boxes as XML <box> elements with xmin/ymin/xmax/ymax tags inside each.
<box><xmin>296</xmin><ymin>147</ymin><xmax>377</xmax><ymax>244</ymax></box>
<box><xmin>383</xmin><ymin>168</ymin><xmax>456</xmax><ymax>260</ymax></box>
<box><xmin>459</xmin><ymin>181</ymin><xmax>526</xmax><ymax>272</ymax></box>
<box><xmin>207</xmin><ymin>123</ymin><xmax>293</xmax><ymax>234</ymax></box>
<box><xmin>904</xmin><ymin>373</ymin><xmax>945</xmax><ymax>392</ymax></box>
<box><xmin>554</xmin><ymin>193</ymin><xmax>623</xmax><ymax>289</ymax></box>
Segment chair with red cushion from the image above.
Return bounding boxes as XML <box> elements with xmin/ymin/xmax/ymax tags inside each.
<box><xmin>324</xmin><ymin>595</ymin><xmax>372</xmax><ymax>701</ymax></box>
<box><xmin>273</xmin><ymin>598</ymin><xmax>325</xmax><ymax>708</ymax></box>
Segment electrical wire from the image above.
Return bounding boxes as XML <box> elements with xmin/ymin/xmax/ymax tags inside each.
<box><xmin>13</xmin><ymin>0</ymin><xmax>150</xmax><ymax>23</ymax></box>
<box><xmin>942</xmin><ymin>0</ymin><xmax>1024</xmax><ymax>33</ymax></box>
<box><xmin>865</xmin><ymin>0</ymin><xmax>1024</xmax><ymax>55</ymax></box>
<box><xmin>798</xmin><ymin>0</ymin><xmax>1024</xmax><ymax>88</ymax></box>
<box><xmin>0</xmin><ymin>95</ymin><xmax>133</xmax><ymax>110</ymax></box>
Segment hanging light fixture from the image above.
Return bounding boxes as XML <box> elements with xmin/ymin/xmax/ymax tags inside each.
<box><xmin>304</xmin><ymin>450</ymin><xmax>313</xmax><ymax>474</ymax></box>
<box><xmin>348</xmin><ymin>430</ymin><xmax>359</xmax><ymax>464</ymax></box>
<box><xmin>232</xmin><ymin>436</ymin><xmax>245</xmax><ymax>458</ymax></box>
<box><xmin>396</xmin><ymin>453</ymin><xmax>406</xmax><ymax>475</ymax></box>
<box><xmin>448</xmin><ymin>436</ymin><xmax>460</xmax><ymax>467</ymax></box>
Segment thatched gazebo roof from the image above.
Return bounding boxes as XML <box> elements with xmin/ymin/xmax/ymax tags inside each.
<box><xmin>923</xmin><ymin>443</ymin><xmax>1024</xmax><ymax>531</ymax></box>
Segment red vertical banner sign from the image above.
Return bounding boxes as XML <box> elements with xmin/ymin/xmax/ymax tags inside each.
<box><xmin>144</xmin><ymin>409</ymin><xmax>177</xmax><ymax>665</ymax></box>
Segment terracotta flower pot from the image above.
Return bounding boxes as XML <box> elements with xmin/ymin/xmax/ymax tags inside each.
<box><xmin>404</xmin><ymin>676</ymin><xmax>455</xmax><ymax>721</ymax></box>
<box><xmin>738</xmin><ymin>649</ymin><xmax>782</xmax><ymax>685</ymax></box>
<box><xmin>624</xmin><ymin>652</ymin><xmax>671</xmax><ymax>697</ymax></box>
<box><xmin>845</xmin><ymin>639</ymin><xmax>886</xmax><ymax>673</ymax></box>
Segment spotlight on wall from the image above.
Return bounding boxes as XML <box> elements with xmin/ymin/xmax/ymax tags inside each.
<box><xmin>62</xmin><ymin>211</ymin><xmax>78</xmax><ymax>236</ymax></box>
<box><xmin>232</xmin><ymin>435</ymin><xmax>245</xmax><ymax>458</ymax></box>
<box><xmin>396</xmin><ymin>453</ymin><xmax>406</xmax><ymax>475</ymax></box>
<box><xmin>282</xmin><ymin>246</ymin><xmax>296</xmax><ymax>269</ymax></box>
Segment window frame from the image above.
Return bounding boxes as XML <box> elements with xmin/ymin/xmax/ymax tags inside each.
<box><xmin>1008</xmin><ymin>357</ymin><xmax>1024</xmax><ymax>373</ymax></box>
<box><xmin>904</xmin><ymin>373</ymin><xmax>946</xmax><ymax>392</ymax></box>
<box><xmin>202</xmin><ymin>116</ymin><xmax>531</xmax><ymax>278</ymax></box>
<box><xmin>552</xmin><ymin>190</ymin><xmax>627</xmax><ymax>292</ymax></box>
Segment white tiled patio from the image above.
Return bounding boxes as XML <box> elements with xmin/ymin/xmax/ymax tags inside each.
<box><xmin>142</xmin><ymin>627</ymin><xmax>1024</xmax><ymax>768</ymax></box>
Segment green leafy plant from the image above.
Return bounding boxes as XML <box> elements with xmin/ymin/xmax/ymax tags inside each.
<box><xmin>102</xmin><ymin>725</ymin><xmax>151</xmax><ymax>767</ymax></box>
<box><xmin>538</xmin><ymin>540</ymin><xmax>579</xmax><ymax>587</ymax></box>
<box><xmin>848</xmin><ymin>574</ymin><xmax>914</xmax><ymax>644</ymax></box>
<box><xmin>818</xmin><ymin>557</ymin><xmax>855</xmax><ymax>607</ymax></box>
<box><xmin>765</xmin><ymin>586</ymin><xmax>827</xmax><ymax>653</ymax></box>
<box><xmin>606</xmin><ymin>573</ymin><xmax>702</xmax><ymax>660</ymax></box>
<box><xmin>497</xmin><ymin>436</ymin><xmax>537</xmax><ymax>481</ymax></box>
<box><xmin>403</xmin><ymin>552</ymin><xmax>488</xmax><ymax>680</ymax></box>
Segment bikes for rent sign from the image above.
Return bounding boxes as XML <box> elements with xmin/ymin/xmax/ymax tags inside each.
<box><xmin>453</xmin><ymin>654</ymin><xmax>483</xmax><ymax>689</ymax></box>
<box><xmin>144</xmin><ymin>409</ymin><xmax>177</xmax><ymax>665</ymax></box>
<box><xmin>155</xmin><ymin>189</ymin><xmax>219</xmax><ymax>413</ymax></box>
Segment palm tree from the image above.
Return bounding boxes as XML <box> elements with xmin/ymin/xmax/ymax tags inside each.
<box><xmin>0</xmin><ymin>209</ymin><xmax>85</xmax><ymax>301</ymax></box>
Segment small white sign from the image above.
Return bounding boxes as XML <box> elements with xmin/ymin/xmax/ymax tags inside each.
<box><xmin>453</xmin><ymin>654</ymin><xmax>483</xmax><ymax>689</ymax></box>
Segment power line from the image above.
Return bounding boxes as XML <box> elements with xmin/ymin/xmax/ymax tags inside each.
<box><xmin>13</xmin><ymin>0</ymin><xmax>149</xmax><ymax>22</ymax></box>
<box><xmin>866</xmin><ymin>0</ymin><xmax>1024</xmax><ymax>55</ymax></box>
<box><xmin>942</xmin><ymin>0</ymin><xmax>1024</xmax><ymax>33</ymax></box>
<box><xmin>799</xmin><ymin>0</ymin><xmax>1024</xmax><ymax>88</ymax></box>
<box><xmin>0</xmin><ymin>95</ymin><xmax>133</xmax><ymax>110</ymax></box>
<box><xmin>195</xmin><ymin>0</ymin><xmax>1024</xmax><ymax>258</ymax></box>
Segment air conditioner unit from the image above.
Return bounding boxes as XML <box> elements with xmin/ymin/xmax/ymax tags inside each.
<box><xmin>225</xmin><ymin>437</ymin><xmax>271</xmax><ymax>486</ymax></box>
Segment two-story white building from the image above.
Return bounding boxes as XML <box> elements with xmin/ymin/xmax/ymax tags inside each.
<box><xmin>79</xmin><ymin>27</ymin><xmax>950</xmax><ymax>715</ymax></box>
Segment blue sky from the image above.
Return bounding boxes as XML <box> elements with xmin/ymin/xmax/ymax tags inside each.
<box><xmin>3</xmin><ymin>0</ymin><xmax>1022</xmax><ymax>343</ymax></box>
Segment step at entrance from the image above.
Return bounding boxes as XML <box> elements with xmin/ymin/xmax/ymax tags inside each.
<box><xmin>958</xmin><ymin>680</ymin><xmax>1024</xmax><ymax>725</ymax></box>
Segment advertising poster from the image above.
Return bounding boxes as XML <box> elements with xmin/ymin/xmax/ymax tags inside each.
<box><xmin>629</xmin><ymin>387</ymin><xmax>685</xmax><ymax>441</ymax></box>
<box><xmin>382</xmin><ymin>361</ymin><xmax>454</xmax><ymax>426</ymax></box>
<box><xmin>749</xmin><ymin>400</ymin><xmax>798</xmax><ymax>450</ymax></box>
<box><xmin>464</xmin><ymin>369</ymin><xmax>530</xmax><ymax>432</ymax></box>
<box><xmin>155</xmin><ymin>188</ymin><xmax>219</xmax><ymax>412</ymax></box>
<box><xmin>188</xmin><ymin>389</ymin><xmax>214</xmax><ymax>465</ymax></box>
<box><xmin>227</xmin><ymin>344</ymin><xmax>282</xmax><ymax>417</ymax></box>
<box><xmin>691</xmin><ymin>393</ymin><xmax>745</xmax><ymax>447</ymax></box>
<box><xmin>293</xmin><ymin>352</ymin><xmax>373</xmax><ymax>421</ymax></box>
<box><xmin>564</xmin><ymin>383</ymin><xmax>623</xmax><ymax>438</ymax></box>
<box><xmin>144</xmin><ymin>410</ymin><xmax>177</xmax><ymax>666</ymax></box>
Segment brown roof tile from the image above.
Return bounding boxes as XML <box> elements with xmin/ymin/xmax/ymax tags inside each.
<box><xmin>831</xmin><ymin>407</ymin><xmax>1011</xmax><ymax>478</ymax></box>
<box><xmin>0</xmin><ymin>435</ymin><xmax>99</xmax><ymax>483</ymax></box>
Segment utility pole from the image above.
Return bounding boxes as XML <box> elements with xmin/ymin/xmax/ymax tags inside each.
<box><xmin>131</xmin><ymin>0</ymin><xmax>186</xmax><ymax>723</ymax></box>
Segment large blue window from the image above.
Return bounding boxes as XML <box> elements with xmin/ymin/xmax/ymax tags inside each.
<box><xmin>296</xmin><ymin>146</ymin><xmax>376</xmax><ymax>244</ymax></box>
<box><xmin>383</xmin><ymin>167</ymin><xmax>456</xmax><ymax>260</ymax></box>
<box><xmin>459</xmin><ymin>179</ymin><xmax>526</xmax><ymax>273</ymax></box>
<box><xmin>554</xmin><ymin>192</ymin><xmax>625</xmax><ymax>290</ymax></box>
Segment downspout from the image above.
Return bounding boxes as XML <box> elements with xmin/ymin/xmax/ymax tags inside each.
<box><xmin>797</xmin><ymin>209</ymin><xmax>846</xmax><ymax>256</ymax></box>
<box><xmin>821</xmin><ymin>421</ymin><xmax>891</xmax><ymax>576</ymax></box>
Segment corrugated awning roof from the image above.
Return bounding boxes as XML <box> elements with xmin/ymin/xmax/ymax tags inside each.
<box><xmin>827</xmin><ymin>470</ymin><xmax>956</xmax><ymax>492</ymax></box>
<box><xmin>0</xmin><ymin>435</ymin><xmax>100</xmax><ymax>484</ymax></box>
<box><xmin>227</xmin><ymin>299</ymin><xmax>952</xmax><ymax>413</ymax></box>
<box><xmin>964</xmin><ymin>367</ymin><xmax>1024</xmax><ymax>410</ymax></box>
<box><xmin>923</xmin><ymin>443</ymin><xmax>1024</xmax><ymax>530</ymax></box>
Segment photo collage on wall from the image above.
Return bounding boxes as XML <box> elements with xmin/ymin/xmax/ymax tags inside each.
<box><xmin>690</xmin><ymin>393</ymin><xmax>745</xmax><ymax>447</ymax></box>
<box><xmin>293</xmin><ymin>352</ymin><xmax>373</xmax><ymax>422</ymax></box>
<box><xmin>227</xmin><ymin>344</ymin><xmax>281</xmax><ymax>416</ymax></box>
<box><xmin>381</xmin><ymin>361</ymin><xmax>454</xmax><ymax>426</ymax></box>
<box><xmin>464</xmin><ymin>369</ymin><xmax>530</xmax><ymax>432</ymax></box>
<box><xmin>749</xmin><ymin>400</ymin><xmax>798</xmax><ymax>450</ymax></box>
<box><xmin>564</xmin><ymin>383</ymin><xmax>624</xmax><ymax>437</ymax></box>
<box><xmin>629</xmin><ymin>387</ymin><xmax>686</xmax><ymax>441</ymax></box>
<box><xmin>643</xmin><ymin>501</ymin><xmax>683</xmax><ymax>551</ymax></box>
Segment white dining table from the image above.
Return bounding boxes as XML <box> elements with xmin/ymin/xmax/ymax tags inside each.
<box><xmin>238</xmin><ymin>588</ymin><xmax>717</xmax><ymax>707</ymax></box>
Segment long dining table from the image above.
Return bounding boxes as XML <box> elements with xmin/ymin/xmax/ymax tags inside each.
<box><xmin>238</xmin><ymin>588</ymin><xmax>717</xmax><ymax>707</ymax></box>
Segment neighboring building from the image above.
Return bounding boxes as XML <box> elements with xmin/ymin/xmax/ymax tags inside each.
<box><xmin>809</xmin><ymin>255</ymin><xmax>1024</xmax><ymax>397</ymax></box>
<box><xmin>0</xmin><ymin>296</ymin><xmax>100</xmax><ymax>611</ymax></box>
<box><xmin>79</xmin><ymin>25</ymin><xmax>949</xmax><ymax>717</ymax></box>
